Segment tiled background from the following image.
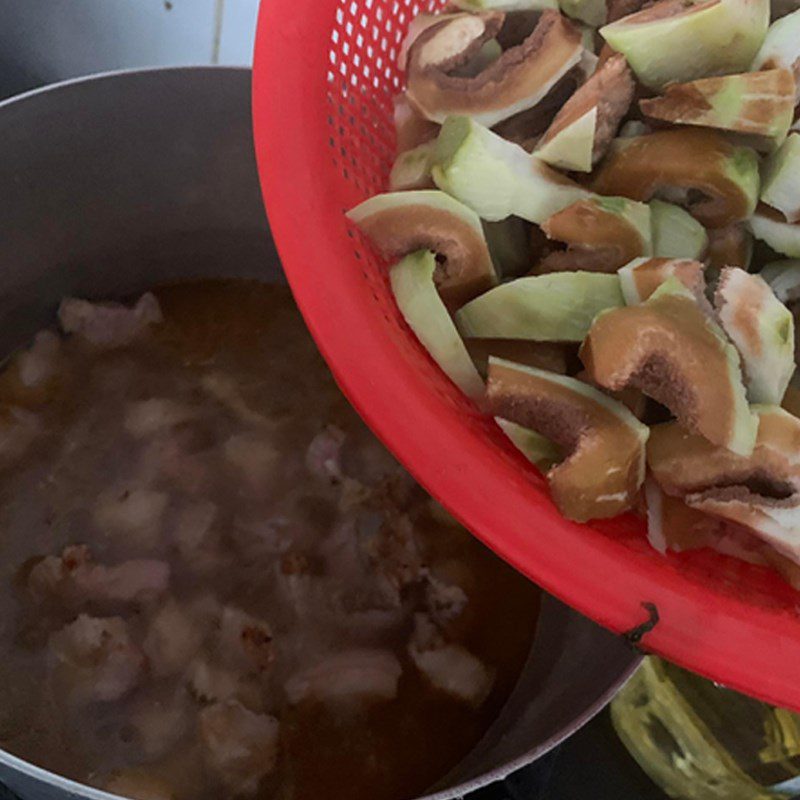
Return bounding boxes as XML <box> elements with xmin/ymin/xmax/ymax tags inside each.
<box><xmin>0</xmin><ymin>0</ymin><xmax>259</xmax><ymax>93</ymax></box>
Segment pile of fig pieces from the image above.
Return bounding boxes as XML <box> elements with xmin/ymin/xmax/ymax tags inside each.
<box><xmin>347</xmin><ymin>0</ymin><xmax>800</xmax><ymax>583</ymax></box>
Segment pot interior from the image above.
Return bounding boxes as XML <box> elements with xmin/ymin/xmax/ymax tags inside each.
<box><xmin>0</xmin><ymin>67</ymin><xmax>638</xmax><ymax>800</ymax></box>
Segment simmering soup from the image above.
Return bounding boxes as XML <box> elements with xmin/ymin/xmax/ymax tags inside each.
<box><xmin>0</xmin><ymin>280</ymin><xmax>539</xmax><ymax>800</ymax></box>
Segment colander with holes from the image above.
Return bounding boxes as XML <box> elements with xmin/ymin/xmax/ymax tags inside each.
<box><xmin>252</xmin><ymin>0</ymin><xmax>800</xmax><ymax>709</ymax></box>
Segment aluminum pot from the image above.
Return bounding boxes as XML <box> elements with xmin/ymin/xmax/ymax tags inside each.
<box><xmin>0</xmin><ymin>66</ymin><xmax>640</xmax><ymax>800</ymax></box>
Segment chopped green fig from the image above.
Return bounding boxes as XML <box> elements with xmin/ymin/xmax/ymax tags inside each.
<box><xmin>453</xmin><ymin>38</ymin><xmax>504</xmax><ymax>77</ymax></box>
<box><xmin>456</xmin><ymin>271</ymin><xmax>624</xmax><ymax>341</ymax></box>
<box><xmin>749</xmin><ymin>206</ymin><xmax>800</xmax><ymax>257</ymax></box>
<box><xmin>644</xmin><ymin>478</ymin><xmax>727</xmax><ymax>554</ymax></box>
<box><xmin>487</xmin><ymin>358</ymin><xmax>649</xmax><ymax>521</ymax></box>
<box><xmin>536</xmin><ymin>53</ymin><xmax>635</xmax><ymax>172</ymax></box>
<box><xmin>394</xmin><ymin>95</ymin><xmax>440</xmax><ymax>153</ymax></box>
<box><xmin>760</xmin><ymin>133</ymin><xmax>800</xmax><ymax>222</ymax></box>
<box><xmin>559</xmin><ymin>0</ymin><xmax>607</xmax><ymax>28</ymax></box>
<box><xmin>389</xmin><ymin>141</ymin><xmax>437</xmax><ymax>191</ymax></box>
<box><xmin>453</xmin><ymin>0</ymin><xmax>558</xmax><ymax>9</ymax></box>
<box><xmin>715</xmin><ymin>267</ymin><xmax>795</xmax><ymax>404</ymax></box>
<box><xmin>535</xmin><ymin>196</ymin><xmax>652</xmax><ymax>273</ymax></box>
<box><xmin>581</xmin><ymin>277</ymin><xmax>758</xmax><ymax>454</ymax></box>
<box><xmin>535</xmin><ymin>105</ymin><xmax>598</xmax><ymax>172</ymax></box>
<box><xmin>466</xmin><ymin>338</ymin><xmax>570</xmax><ymax>375</ymax></box>
<box><xmin>640</xmin><ymin>69</ymin><xmax>796</xmax><ymax>150</ymax></box>
<box><xmin>600</xmin><ymin>0</ymin><xmax>770</xmax><ymax>91</ymax></box>
<box><xmin>406</xmin><ymin>10</ymin><xmax>584</xmax><ymax>127</ymax></box>
<box><xmin>482</xmin><ymin>217</ymin><xmax>533</xmax><ymax>277</ymax></box>
<box><xmin>495</xmin><ymin>417</ymin><xmax>563</xmax><ymax>470</ymax></box>
<box><xmin>647</xmin><ymin>407</ymin><xmax>800</xmax><ymax>563</ymax></box>
<box><xmin>649</xmin><ymin>200</ymin><xmax>709</xmax><ymax>259</ymax></box>
<box><xmin>783</xmin><ymin>382</ymin><xmax>800</xmax><ymax>417</ymax></box>
<box><xmin>705</xmin><ymin>224</ymin><xmax>753</xmax><ymax>271</ymax></box>
<box><xmin>390</xmin><ymin>250</ymin><xmax>484</xmax><ymax>399</ymax></box>
<box><xmin>347</xmin><ymin>190</ymin><xmax>497</xmax><ymax>307</ymax></box>
<box><xmin>752</xmin><ymin>9</ymin><xmax>800</xmax><ymax>102</ymax></box>
<box><xmin>617</xmin><ymin>257</ymin><xmax>706</xmax><ymax>304</ymax></box>
<box><xmin>760</xmin><ymin>259</ymin><xmax>800</xmax><ymax>302</ymax></box>
<box><xmin>591</xmin><ymin>128</ymin><xmax>760</xmax><ymax>228</ymax></box>
<box><xmin>399</xmin><ymin>13</ymin><xmax>467</xmax><ymax>71</ymax></box>
<box><xmin>432</xmin><ymin>116</ymin><xmax>592</xmax><ymax>223</ymax></box>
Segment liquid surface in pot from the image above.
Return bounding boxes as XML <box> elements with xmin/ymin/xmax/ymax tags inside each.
<box><xmin>0</xmin><ymin>280</ymin><xmax>539</xmax><ymax>800</ymax></box>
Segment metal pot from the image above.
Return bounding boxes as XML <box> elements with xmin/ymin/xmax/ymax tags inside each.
<box><xmin>0</xmin><ymin>66</ymin><xmax>639</xmax><ymax>800</ymax></box>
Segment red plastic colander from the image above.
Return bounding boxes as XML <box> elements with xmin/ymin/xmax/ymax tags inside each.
<box><xmin>252</xmin><ymin>0</ymin><xmax>800</xmax><ymax>709</ymax></box>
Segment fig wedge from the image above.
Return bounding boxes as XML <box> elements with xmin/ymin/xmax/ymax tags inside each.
<box><xmin>647</xmin><ymin>407</ymin><xmax>800</xmax><ymax>562</ymax></box>
<box><xmin>591</xmin><ymin>129</ymin><xmax>760</xmax><ymax>228</ymax></box>
<box><xmin>406</xmin><ymin>10</ymin><xmax>584</xmax><ymax>127</ymax></box>
<box><xmin>760</xmin><ymin>259</ymin><xmax>800</xmax><ymax>303</ymax></box>
<box><xmin>617</xmin><ymin>257</ymin><xmax>706</xmax><ymax>304</ymax></box>
<box><xmin>644</xmin><ymin>479</ymin><xmax>727</xmax><ymax>554</ymax></box>
<box><xmin>639</xmin><ymin>69</ymin><xmax>796</xmax><ymax>150</ymax></box>
<box><xmin>466</xmin><ymin>338</ymin><xmax>570</xmax><ymax>375</ymax></box>
<box><xmin>347</xmin><ymin>190</ymin><xmax>497</xmax><ymax>307</ymax></box>
<box><xmin>456</xmin><ymin>271</ymin><xmax>624</xmax><ymax>341</ymax></box>
<box><xmin>600</xmin><ymin>0</ymin><xmax>770</xmax><ymax>91</ymax></box>
<box><xmin>389</xmin><ymin>141</ymin><xmax>437</xmax><ymax>191</ymax></box>
<box><xmin>482</xmin><ymin>217</ymin><xmax>533</xmax><ymax>278</ymax></box>
<box><xmin>495</xmin><ymin>417</ymin><xmax>563</xmax><ymax>470</ymax></box>
<box><xmin>559</xmin><ymin>0</ymin><xmax>607</xmax><ymax>26</ymax></box>
<box><xmin>760</xmin><ymin>133</ymin><xmax>800</xmax><ymax>222</ymax></box>
<box><xmin>649</xmin><ymin>200</ymin><xmax>709</xmax><ymax>260</ymax></box>
<box><xmin>390</xmin><ymin>250</ymin><xmax>484</xmax><ymax>399</ymax></box>
<box><xmin>535</xmin><ymin>196</ymin><xmax>652</xmax><ymax>274</ymax></box>
<box><xmin>536</xmin><ymin>53</ymin><xmax>635</xmax><ymax>172</ymax></box>
<box><xmin>581</xmin><ymin>278</ymin><xmax>758</xmax><ymax>454</ymax></box>
<box><xmin>454</xmin><ymin>0</ymin><xmax>558</xmax><ymax>8</ymax></box>
<box><xmin>715</xmin><ymin>267</ymin><xmax>795</xmax><ymax>405</ymax></box>
<box><xmin>749</xmin><ymin>206</ymin><xmax>800</xmax><ymax>257</ymax></box>
<box><xmin>752</xmin><ymin>9</ymin><xmax>800</xmax><ymax>103</ymax></box>
<box><xmin>394</xmin><ymin>95</ymin><xmax>440</xmax><ymax>153</ymax></box>
<box><xmin>705</xmin><ymin>224</ymin><xmax>754</xmax><ymax>271</ymax></box>
<box><xmin>432</xmin><ymin>116</ymin><xmax>592</xmax><ymax>223</ymax></box>
<box><xmin>487</xmin><ymin>358</ymin><xmax>649</xmax><ymax>521</ymax></box>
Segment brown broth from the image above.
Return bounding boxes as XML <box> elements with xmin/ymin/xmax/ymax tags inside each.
<box><xmin>0</xmin><ymin>280</ymin><xmax>539</xmax><ymax>800</ymax></box>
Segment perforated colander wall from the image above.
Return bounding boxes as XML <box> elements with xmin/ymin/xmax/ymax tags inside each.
<box><xmin>323</xmin><ymin>0</ymin><xmax>509</xmax><ymax>423</ymax></box>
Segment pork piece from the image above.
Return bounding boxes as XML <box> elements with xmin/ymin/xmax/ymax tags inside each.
<box><xmin>198</xmin><ymin>700</ymin><xmax>279</xmax><ymax>796</ymax></box>
<box><xmin>49</xmin><ymin>614</ymin><xmax>145</xmax><ymax>704</ymax></box>
<box><xmin>187</xmin><ymin>659</ymin><xmax>265</xmax><ymax>712</ymax></box>
<box><xmin>104</xmin><ymin>771</ymin><xmax>177</xmax><ymax>800</ymax></box>
<box><xmin>284</xmin><ymin>649</ymin><xmax>402</xmax><ymax>706</ymax></box>
<box><xmin>0</xmin><ymin>408</ymin><xmax>40</xmax><ymax>468</ymax></box>
<box><xmin>305</xmin><ymin>425</ymin><xmax>345</xmax><ymax>481</ymax></box>
<box><xmin>360</xmin><ymin>513</ymin><xmax>426</xmax><ymax>592</ymax></box>
<box><xmin>171</xmin><ymin>500</ymin><xmax>220</xmax><ymax>574</ymax></box>
<box><xmin>124</xmin><ymin>399</ymin><xmax>197</xmax><ymax>438</ymax></box>
<box><xmin>138</xmin><ymin>432</ymin><xmax>211</xmax><ymax>496</ymax></box>
<box><xmin>218</xmin><ymin>606</ymin><xmax>274</xmax><ymax>674</ymax></box>
<box><xmin>201</xmin><ymin>372</ymin><xmax>271</xmax><ymax>429</ymax></box>
<box><xmin>408</xmin><ymin>615</ymin><xmax>494</xmax><ymax>706</ymax></box>
<box><xmin>93</xmin><ymin>487</ymin><xmax>169</xmax><ymax>547</ymax></box>
<box><xmin>16</xmin><ymin>330</ymin><xmax>60</xmax><ymax>389</ymax></box>
<box><xmin>143</xmin><ymin>598</ymin><xmax>204</xmax><ymax>677</ymax></box>
<box><xmin>58</xmin><ymin>293</ymin><xmax>162</xmax><ymax>349</ymax></box>
<box><xmin>223</xmin><ymin>433</ymin><xmax>279</xmax><ymax>492</ymax></box>
<box><xmin>29</xmin><ymin>544</ymin><xmax>169</xmax><ymax>608</ymax></box>
<box><xmin>425</xmin><ymin>573</ymin><xmax>468</xmax><ymax>625</ymax></box>
<box><xmin>129</xmin><ymin>690</ymin><xmax>192</xmax><ymax>759</ymax></box>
